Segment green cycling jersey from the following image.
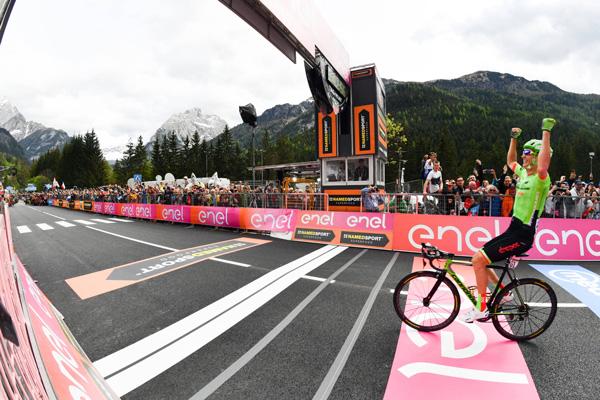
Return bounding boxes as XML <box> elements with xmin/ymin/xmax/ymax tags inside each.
<box><xmin>512</xmin><ymin>163</ymin><xmax>551</xmax><ymax>225</ymax></box>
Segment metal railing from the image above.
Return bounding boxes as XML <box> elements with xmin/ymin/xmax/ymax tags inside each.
<box><xmin>361</xmin><ymin>193</ymin><xmax>600</xmax><ymax>219</ymax></box>
<box><xmin>52</xmin><ymin>192</ymin><xmax>330</xmax><ymax>211</ymax></box>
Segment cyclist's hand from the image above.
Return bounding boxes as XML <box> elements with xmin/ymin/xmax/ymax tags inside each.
<box><xmin>510</xmin><ymin>127</ymin><xmax>522</xmax><ymax>139</ymax></box>
<box><xmin>542</xmin><ymin>118</ymin><xmax>556</xmax><ymax>132</ymax></box>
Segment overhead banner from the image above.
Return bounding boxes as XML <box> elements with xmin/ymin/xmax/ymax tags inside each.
<box><xmin>293</xmin><ymin>210</ymin><xmax>393</xmax><ymax>249</ymax></box>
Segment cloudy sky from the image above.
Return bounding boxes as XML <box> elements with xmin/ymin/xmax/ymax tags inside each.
<box><xmin>1</xmin><ymin>0</ymin><xmax>599</xmax><ymax>149</ymax></box>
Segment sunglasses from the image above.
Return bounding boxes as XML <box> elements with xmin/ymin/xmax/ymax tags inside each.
<box><xmin>522</xmin><ymin>149</ymin><xmax>534</xmax><ymax>156</ymax></box>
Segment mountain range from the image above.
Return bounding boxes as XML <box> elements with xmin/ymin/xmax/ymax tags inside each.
<box><xmin>2</xmin><ymin>71</ymin><xmax>599</xmax><ymax>181</ymax></box>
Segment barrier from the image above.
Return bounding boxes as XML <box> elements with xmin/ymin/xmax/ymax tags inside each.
<box><xmin>0</xmin><ymin>202</ymin><xmax>118</xmax><ymax>399</ymax></box>
<box><xmin>51</xmin><ymin>201</ymin><xmax>599</xmax><ymax>261</ymax></box>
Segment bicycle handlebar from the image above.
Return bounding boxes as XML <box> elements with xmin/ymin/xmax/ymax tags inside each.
<box><xmin>420</xmin><ymin>243</ymin><xmax>454</xmax><ymax>271</ymax></box>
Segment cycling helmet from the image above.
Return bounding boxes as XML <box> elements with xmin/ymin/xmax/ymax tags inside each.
<box><xmin>523</xmin><ymin>139</ymin><xmax>553</xmax><ymax>156</ymax></box>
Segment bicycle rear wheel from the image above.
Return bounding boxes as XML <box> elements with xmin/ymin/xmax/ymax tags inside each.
<box><xmin>491</xmin><ymin>278</ymin><xmax>557</xmax><ymax>341</ymax></box>
<box><xmin>393</xmin><ymin>271</ymin><xmax>460</xmax><ymax>331</ymax></box>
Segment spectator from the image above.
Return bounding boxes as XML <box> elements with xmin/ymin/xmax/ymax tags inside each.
<box><xmin>422</xmin><ymin>152</ymin><xmax>437</xmax><ymax>180</ymax></box>
<box><xmin>361</xmin><ymin>186</ymin><xmax>384</xmax><ymax>212</ymax></box>
<box><xmin>423</xmin><ymin>161</ymin><xmax>443</xmax><ymax>194</ymax></box>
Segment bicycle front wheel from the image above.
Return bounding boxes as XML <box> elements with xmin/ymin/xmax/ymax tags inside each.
<box><xmin>491</xmin><ymin>278</ymin><xmax>557</xmax><ymax>341</ymax></box>
<box><xmin>393</xmin><ymin>270</ymin><xmax>460</xmax><ymax>331</ymax></box>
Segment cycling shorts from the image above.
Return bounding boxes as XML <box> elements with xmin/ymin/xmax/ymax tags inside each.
<box><xmin>480</xmin><ymin>217</ymin><xmax>536</xmax><ymax>263</ymax></box>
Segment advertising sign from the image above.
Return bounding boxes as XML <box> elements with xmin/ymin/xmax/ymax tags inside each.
<box><xmin>239</xmin><ymin>208</ymin><xmax>296</xmax><ymax>232</ymax></box>
<box><xmin>17</xmin><ymin>259</ymin><xmax>118</xmax><ymax>399</ymax></box>
<box><xmin>156</xmin><ymin>204</ymin><xmax>191</xmax><ymax>224</ymax></box>
<box><xmin>134</xmin><ymin>204</ymin><xmax>156</xmax><ymax>220</ymax></box>
<box><xmin>190</xmin><ymin>206</ymin><xmax>241</xmax><ymax>228</ymax></box>
<box><xmin>93</xmin><ymin>202</ymin><xmax>104</xmax><ymax>214</ymax></box>
<box><xmin>318</xmin><ymin>112</ymin><xmax>337</xmax><ymax>157</ymax></box>
<box><xmin>354</xmin><ymin>104</ymin><xmax>375</xmax><ymax>154</ymax></box>
<box><xmin>294</xmin><ymin>210</ymin><xmax>393</xmax><ymax>249</ymax></box>
<box><xmin>392</xmin><ymin>214</ymin><xmax>600</xmax><ymax>261</ymax></box>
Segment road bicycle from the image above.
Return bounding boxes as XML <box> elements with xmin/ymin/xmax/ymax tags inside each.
<box><xmin>393</xmin><ymin>243</ymin><xmax>557</xmax><ymax>341</ymax></box>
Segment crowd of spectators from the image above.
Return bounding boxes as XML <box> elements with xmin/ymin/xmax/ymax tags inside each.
<box><xmin>45</xmin><ymin>180</ymin><xmax>324</xmax><ymax>210</ymax></box>
<box><xmin>409</xmin><ymin>152</ymin><xmax>600</xmax><ymax>219</ymax></box>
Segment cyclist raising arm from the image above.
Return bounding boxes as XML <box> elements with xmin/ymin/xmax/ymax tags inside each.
<box><xmin>463</xmin><ymin>118</ymin><xmax>555</xmax><ymax>323</ymax></box>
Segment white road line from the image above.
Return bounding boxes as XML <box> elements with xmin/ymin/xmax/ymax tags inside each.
<box><xmin>107</xmin><ymin>217</ymin><xmax>133</xmax><ymax>223</ymax></box>
<box><xmin>17</xmin><ymin>226</ymin><xmax>31</xmax><ymax>234</ymax></box>
<box><xmin>97</xmin><ymin>245</ymin><xmax>347</xmax><ymax>396</ymax></box>
<box><xmin>74</xmin><ymin>219</ymin><xmax>96</xmax><ymax>226</ymax></box>
<box><xmin>302</xmin><ymin>275</ymin><xmax>336</xmax><ymax>284</ymax></box>
<box><xmin>55</xmin><ymin>221</ymin><xmax>76</xmax><ymax>228</ymax></box>
<box><xmin>42</xmin><ymin>211</ymin><xmax>66</xmax><ymax>220</ymax></box>
<box><xmin>209</xmin><ymin>258</ymin><xmax>251</xmax><ymax>267</ymax></box>
<box><xmin>91</xmin><ymin>218</ymin><xmax>116</xmax><ymax>224</ymax></box>
<box><xmin>36</xmin><ymin>223</ymin><xmax>54</xmax><ymax>231</ymax></box>
<box><xmin>95</xmin><ymin>244</ymin><xmax>334</xmax><ymax>376</ymax></box>
<box><xmin>85</xmin><ymin>226</ymin><xmax>178</xmax><ymax>251</ymax></box>
<box><xmin>528</xmin><ymin>302</ymin><xmax>587</xmax><ymax>308</ymax></box>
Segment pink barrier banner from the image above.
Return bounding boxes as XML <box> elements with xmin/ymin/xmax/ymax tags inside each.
<box><xmin>384</xmin><ymin>257</ymin><xmax>538</xmax><ymax>400</ymax></box>
<box><xmin>392</xmin><ymin>214</ymin><xmax>600</xmax><ymax>261</ymax></box>
<box><xmin>239</xmin><ymin>208</ymin><xmax>297</xmax><ymax>232</ymax></box>
<box><xmin>133</xmin><ymin>203</ymin><xmax>156</xmax><ymax>220</ymax></box>
<box><xmin>190</xmin><ymin>206</ymin><xmax>241</xmax><ymax>228</ymax></box>
<box><xmin>102</xmin><ymin>202</ymin><xmax>117</xmax><ymax>215</ymax></box>
<box><xmin>117</xmin><ymin>203</ymin><xmax>136</xmax><ymax>218</ymax></box>
<box><xmin>15</xmin><ymin>255</ymin><xmax>118</xmax><ymax>399</ymax></box>
<box><xmin>156</xmin><ymin>204</ymin><xmax>191</xmax><ymax>224</ymax></box>
<box><xmin>93</xmin><ymin>202</ymin><xmax>103</xmax><ymax>214</ymax></box>
<box><xmin>293</xmin><ymin>210</ymin><xmax>393</xmax><ymax>249</ymax></box>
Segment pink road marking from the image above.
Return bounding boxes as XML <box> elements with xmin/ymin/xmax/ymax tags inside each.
<box><xmin>383</xmin><ymin>257</ymin><xmax>539</xmax><ymax>399</ymax></box>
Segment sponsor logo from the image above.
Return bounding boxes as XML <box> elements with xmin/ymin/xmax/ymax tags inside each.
<box><xmin>294</xmin><ymin>228</ymin><xmax>335</xmax><ymax>242</ymax></box>
<box><xmin>103</xmin><ymin>203</ymin><xmax>115</xmax><ymax>214</ymax></box>
<box><xmin>121</xmin><ymin>204</ymin><xmax>135</xmax><ymax>217</ymax></box>
<box><xmin>548</xmin><ymin>269</ymin><xmax>600</xmax><ymax>296</ymax></box>
<box><xmin>407</xmin><ymin>220</ymin><xmax>502</xmax><ymax>253</ymax></box>
<box><xmin>250</xmin><ymin>211</ymin><xmax>294</xmax><ymax>231</ymax></box>
<box><xmin>83</xmin><ymin>201</ymin><xmax>93</xmax><ymax>211</ymax></box>
<box><xmin>329</xmin><ymin>195</ymin><xmax>361</xmax><ymax>207</ymax></box>
<box><xmin>300</xmin><ymin>212</ymin><xmax>388</xmax><ymax>230</ymax></box>
<box><xmin>340</xmin><ymin>231</ymin><xmax>389</xmax><ymax>247</ymax></box>
<box><xmin>162</xmin><ymin>207</ymin><xmax>184</xmax><ymax>222</ymax></box>
<box><xmin>197</xmin><ymin>208</ymin><xmax>229</xmax><ymax>226</ymax></box>
<box><xmin>136</xmin><ymin>205</ymin><xmax>152</xmax><ymax>219</ymax></box>
<box><xmin>535</xmin><ymin>228</ymin><xmax>600</xmax><ymax>257</ymax></box>
<box><xmin>499</xmin><ymin>242</ymin><xmax>521</xmax><ymax>254</ymax></box>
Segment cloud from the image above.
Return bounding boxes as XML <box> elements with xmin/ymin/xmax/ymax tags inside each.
<box><xmin>1</xmin><ymin>0</ymin><xmax>599</xmax><ymax>149</ymax></box>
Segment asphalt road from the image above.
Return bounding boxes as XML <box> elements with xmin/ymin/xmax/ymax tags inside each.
<box><xmin>10</xmin><ymin>203</ymin><xmax>600</xmax><ymax>400</ymax></box>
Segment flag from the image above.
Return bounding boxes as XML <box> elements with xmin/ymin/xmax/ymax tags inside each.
<box><xmin>61</xmin><ymin>182</ymin><xmax>65</xmax><ymax>190</ymax></box>
<box><xmin>52</xmin><ymin>177</ymin><xmax>59</xmax><ymax>189</ymax></box>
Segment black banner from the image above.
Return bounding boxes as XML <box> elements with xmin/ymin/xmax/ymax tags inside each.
<box><xmin>294</xmin><ymin>228</ymin><xmax>335</xmax><ymax>243</ymax></box>
<box><xmin>83</xmin><ymin>201</ymin><xmax>93</xmax><ymax>211</ymax></box>
<box><xmin>68</xmin><ymin>201</ymin><xmax>75</xmax><ymax>209</ymax></box>
<box><xmin>358</xmin><ymin>109</ymin><xmax>371</xmax><ymax>151</ymax></box>
<box><xmin>322</xmin><ymin>115</ymin><xmax>333</xmax><ymax>154</ymax></box>
<box><xmin>328</xmin><ymin>195</ymin><xmax>361</xmax><ymax>207</ymax></box>
<box><xmin>340</xmin><ymin>231</ymin><xmax>389</xmax><ymax>247</ymax></box>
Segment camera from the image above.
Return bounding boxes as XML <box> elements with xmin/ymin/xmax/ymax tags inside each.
<box><xmin>483</xmin><ymin>169</ymin><xmax>493</xmax><ymax>174</ymax></box>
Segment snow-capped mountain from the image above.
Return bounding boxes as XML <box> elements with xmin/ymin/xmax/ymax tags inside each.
<box><xmin>19</xmin><ymin>128</ymin><xmax>70</xmax><ymax>160</ymax></box>
<box><xmin>0</xmin><ymin>98</ymin><xmax>46</xmax><ymax>141</ymax></box>
<box><xmin>148</xmin><ymin>108</ymin><xmax>227</xmax><ymax>145</ymax></box>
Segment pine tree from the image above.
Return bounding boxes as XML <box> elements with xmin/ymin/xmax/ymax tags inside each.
<box><xmin>190</xmin><ymin>131</ymin><xmax>201</xmax><ymax>177</ymax></box>
<box><xmin>151</xmin><ymin>137</ymin><xmax>163</xmax><ymax>178</ymax></box>
<box><xmin>200</xmin><ymin>138</ymin><xmax>208</xmax><ymax>177</ymax></box>
<box><xmin>179</xmin><ymin>136</ymin><xmax>191</xmax><ymax>177</ymax></box>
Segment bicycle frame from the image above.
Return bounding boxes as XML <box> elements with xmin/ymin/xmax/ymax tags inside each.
<box><xmin>433</xmin><ymin>258</ymin><xmax>516</xmax><ymax>309</ymax></box>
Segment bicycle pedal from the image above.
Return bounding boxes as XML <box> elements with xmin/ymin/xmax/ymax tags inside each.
<box><xmin>476</xmin><ymin>316</ymin><xmax>491</xmax><ymax>322</ymax></box>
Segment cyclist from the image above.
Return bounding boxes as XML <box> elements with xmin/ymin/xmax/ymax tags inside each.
<box><xmin>463</xmin><ymin>118</ymin><xmax>555</xmax><ymax>323</ymax></box>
